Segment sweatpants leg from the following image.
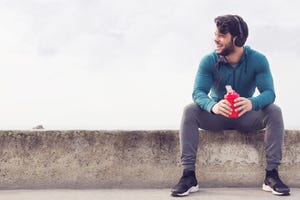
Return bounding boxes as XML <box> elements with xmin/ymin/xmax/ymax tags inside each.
<box><xmin>233</xmin><ymin>104</ymin><xmax>284</xmax><ymax>170</ymax></box>
<box><xmin>180</xmin><ymin>103</ymin><xmax>284</xmax><ymax>171</ymax></box>
<box><xmin>180</xmin><ymin>103</ymin><xmax>233</xmax><ymax>171</ymax></box>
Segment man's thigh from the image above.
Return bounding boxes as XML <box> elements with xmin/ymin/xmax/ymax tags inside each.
<box><xmin>189</xmin><ymin>103</ymin><xmax>234</xmax><ymax>131</ymax></box>
<box><xmin>232</xmin><ymin>110</ymin><xmax>266</xmax><ymax>131</ymax></box>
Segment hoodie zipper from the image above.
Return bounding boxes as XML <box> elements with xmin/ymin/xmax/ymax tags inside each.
<box><xmin>232</xmin><ymin>67</ymin><xmax>236</xmax><ymax>90</ymax></box>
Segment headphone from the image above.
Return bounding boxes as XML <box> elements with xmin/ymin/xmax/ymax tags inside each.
<box><xmin>233</xmin><ymin>16</ymin><xmax>245</xmax><ymax>47</ymax></box>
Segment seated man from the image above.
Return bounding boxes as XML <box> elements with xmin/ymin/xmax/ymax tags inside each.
<box><xmin>171</xmin><ymin>14</ymin><xmax>290</xmax><ymax>197</ymax></box>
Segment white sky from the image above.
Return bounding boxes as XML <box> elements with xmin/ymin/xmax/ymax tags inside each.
<box><xmin>0</xmin><ymin>0</ymin><xmax>299</xmax><ymax>130</ymax></box>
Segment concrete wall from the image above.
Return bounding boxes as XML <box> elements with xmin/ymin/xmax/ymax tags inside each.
<box><xmin>0</xmin><ymin>130</ymin><xmax>299</xmax><ymax>189</ymax></box>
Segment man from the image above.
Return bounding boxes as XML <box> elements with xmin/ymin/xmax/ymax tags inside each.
<box><xmin>171</xmin><ymin>14</ymin><xmax>290</xmax><ymax>197</ymax></box>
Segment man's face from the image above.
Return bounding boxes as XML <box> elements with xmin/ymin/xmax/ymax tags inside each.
<box><xmin>214</xmin><ymin>28</ymin><xmax>235</xmax><ymax>56</ymax></box>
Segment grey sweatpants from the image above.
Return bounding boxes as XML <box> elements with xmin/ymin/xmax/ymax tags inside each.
<box><xmin>180</xmin><ymin>103</ymin><xmax>284</xmax><ymax>171</ymax></box>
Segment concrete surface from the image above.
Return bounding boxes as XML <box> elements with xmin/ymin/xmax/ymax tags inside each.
<box><xmin>0</xmin><ymin>130</ymin><xmax>300</xmax><ymax>189</ymax></box>
<box><xmin>0</xmin><ymin>188</ymin><xmax>299</xmax><ymax>200</ymax></box>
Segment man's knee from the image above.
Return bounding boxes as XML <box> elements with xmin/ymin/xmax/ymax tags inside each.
<box><xmin>264</xmin><ymin>104</ymin><xmax>282</xmax><ymax>117</ymax></box>
<box><xmin>263</xmin><ymin>104</ymin><xmax>284</xmax><ymax>129</ymax></box>
<box><xmin>183</xmin><ymin>103</ymin><xmax>201</xmax><ymax>117</ymax></box>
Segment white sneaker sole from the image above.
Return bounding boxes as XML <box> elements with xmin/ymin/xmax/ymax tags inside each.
<box><xmin>171</xmin><ymin>185</ymin><xmax>199</xmax><ymax>197</ymax></box>
<box><xmin>262</xmin><ymin>183</ymin><xmax>289</xmax><ymax>196</ymax></box>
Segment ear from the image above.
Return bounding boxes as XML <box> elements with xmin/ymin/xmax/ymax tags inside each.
<box><xmin>234</xmin><ymin>36</ymin><xmax>244</xmax><ymax>47</ymax></box>
<box><xmin>232</xmin><ymin>36</ymin><xmax>238</xmax><ymax>46</ymax></box>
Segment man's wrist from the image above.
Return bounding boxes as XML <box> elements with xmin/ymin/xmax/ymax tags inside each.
<box><xmin>211</xmin><ymin>104</ymin><xmax>217</xmax><ymax>114</ymax></box>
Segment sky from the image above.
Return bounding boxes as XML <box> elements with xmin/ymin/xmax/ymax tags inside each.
<box><xmin>0</xmin><ymin>0</ymin><xmax>299</xmax><ymax>130</ymax></box>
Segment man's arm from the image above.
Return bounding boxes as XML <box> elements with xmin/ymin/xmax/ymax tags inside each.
<box><xmin>192</xmin><ymin>55</ymin><xmax>217</xmax><ymax>112</ymax></box>
<box><xmin>249</xmin><ymin>56</ymin><xmax>276</xmax><ymax>110</ymax></box>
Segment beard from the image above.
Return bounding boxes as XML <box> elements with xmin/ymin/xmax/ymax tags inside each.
<box><xmin>217</xmin><ymin>40</ymin><xmax>235</xmax><ymax>56</ymax></box>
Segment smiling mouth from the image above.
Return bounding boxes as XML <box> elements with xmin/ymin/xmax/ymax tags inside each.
<box><xmin>216</xmin><ymin>44</ymin><xmax>223</xmax><ymax>50</ymax></box>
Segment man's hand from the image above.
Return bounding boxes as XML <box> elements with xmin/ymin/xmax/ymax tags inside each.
<box><xmin>212</xmin><ymin>99</ymin><xmax>232</xmax><ymax>117</ymax></box>
<box><xmin>234</xmin><ymin>97</ymin><xmax>252</xmax><ymax>117</ymax></box>
<box><xmin>212</xmin><ymin>97</ymin><xmax>253</xmax><ymax>117</ymax></box>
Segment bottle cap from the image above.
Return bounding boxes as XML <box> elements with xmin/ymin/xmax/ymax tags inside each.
<box><xmin>225</xmin><ymin>85</ymin><xmax>233</xmax><ymax>93</ymax></box>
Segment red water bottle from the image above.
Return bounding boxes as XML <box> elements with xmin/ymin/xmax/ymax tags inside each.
<box><xmin>224</xmin><ymin>85</ymin><xmax>240</xmax><ymax>118</ymax></box>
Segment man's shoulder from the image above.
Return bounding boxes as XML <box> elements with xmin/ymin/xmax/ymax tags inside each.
<box><xmin>200</xmin><ymin>51</ymin><xmax>219</xmax><ymax>64</ymax></box>
<box><xmin>245</xmin><ymin>46</ymin><xmax>270</xmax><ymax>70</ymax></box>
<box><xmin>245</xmin><ymin>46</ymin><xmax>267</xmax><ymax>60</ymax></box>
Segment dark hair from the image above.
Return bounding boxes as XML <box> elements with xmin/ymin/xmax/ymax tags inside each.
<box><xmin>214</xmin><ymin>15</ymin><xmax>248</xmax><ymax>46</ymax></box>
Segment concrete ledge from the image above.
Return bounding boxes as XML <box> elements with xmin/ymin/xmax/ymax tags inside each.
<box><xmin>0</xmin><ymin>130</ymin><xmax>299</xmax><ymax>189</ymax></box>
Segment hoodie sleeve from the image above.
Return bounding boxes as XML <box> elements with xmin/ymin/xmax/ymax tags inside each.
<box><xmin>249</xmin><ymin>55</ymin><xmax>275</xmax><ymax>110</ymax></box>
<box><xmin>192</xmin><ymin>55</ymin><xmax>217</xmax><ymax>112</ymax></box>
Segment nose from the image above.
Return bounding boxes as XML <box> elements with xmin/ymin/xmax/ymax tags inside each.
<box><xmin>214</xmin><ymin>36</ymin><xmax>219</xmax><ymax>43</ymax></box>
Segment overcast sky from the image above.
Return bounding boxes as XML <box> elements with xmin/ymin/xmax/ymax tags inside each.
<box><xmin>0</xmin><ymin>0</ymin><xmax>299</xmax><ymax>130</ymax></box>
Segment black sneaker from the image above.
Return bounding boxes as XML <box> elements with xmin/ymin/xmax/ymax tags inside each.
<box><xmin>262</xmin><ymin>169</ymin><xmax>290</xmax><ymax>196</ymax></box>
<box><xmin>171</xmin><ymin>170</ymin><xmax>199</xmax><ymax>197</ymax></box>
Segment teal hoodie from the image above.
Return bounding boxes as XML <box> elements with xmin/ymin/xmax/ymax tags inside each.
<box><xmin>192</xmin><ymin>46</ymin><xmax>275</xmax><ymax>112</ymax></box>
